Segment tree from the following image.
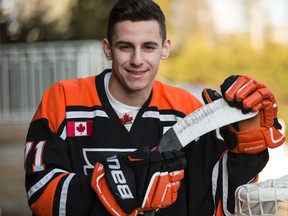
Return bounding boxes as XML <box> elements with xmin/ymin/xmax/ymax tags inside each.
<box><xmin>69</xmin><ymin>0</ymin><xmax>115</xmax><ymax>40</ymax></box>
<box><xmin>0</xmin><ymin>0</ymin><xmax>114</xmax><ymax>43</ymax></box>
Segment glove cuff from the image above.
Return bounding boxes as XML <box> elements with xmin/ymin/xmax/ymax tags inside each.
<box><xmin>262</xmin><ymin>126</ymin><xmax>286</xmax><ymax>148</ymax></box>
<box><xmin>230</xmin><ymin>126</ymin><xmax>285</xmax><ymax>154</ymax></box>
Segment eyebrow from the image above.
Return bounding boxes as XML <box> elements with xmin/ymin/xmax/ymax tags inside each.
<box><xmin>114</xmin><ymin>41</ymin><xmax>132</xmax><ymax>46</ymax></box>
<box><xmin>114</xmin><ymin>41</ymin><xmax>160</xmax><ymax>47</ymax></box>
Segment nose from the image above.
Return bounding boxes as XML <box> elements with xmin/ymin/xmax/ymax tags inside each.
<box><xmin>130</xmin><ymin>49</ymin><xmax>144</xmax><ymax>66</ymax></box>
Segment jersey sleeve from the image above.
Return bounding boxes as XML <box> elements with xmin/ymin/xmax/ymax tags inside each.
<box><xmin>213</xmin><ymin>146</ymin><xmax>269</xmax><ymax>215</ymax></box>
<box><xmin>24</xmin><ymin>82</ymin><xmax>99</xmax><ymax>216</ymax></box>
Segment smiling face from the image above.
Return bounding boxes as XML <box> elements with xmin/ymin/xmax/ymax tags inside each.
<box><xmin>103</xmin><ymin>20</ymin><xmax>171</xmax><ymax>106</ymax></box>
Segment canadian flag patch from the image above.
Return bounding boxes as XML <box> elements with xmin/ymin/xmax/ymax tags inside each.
<box><xmin>67</xmin><ymin>121</ymin><xmax>93</xmax><ymax>137</ymax></box>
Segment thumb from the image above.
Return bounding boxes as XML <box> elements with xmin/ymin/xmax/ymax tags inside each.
<box><xmin>202</xmin><ymin>88</ymin><xmax>222</xmax><ymax>104</ymax></box>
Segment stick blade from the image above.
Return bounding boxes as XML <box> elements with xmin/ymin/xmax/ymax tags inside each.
<box><xmin>157</xmin><ymin>129</ymin><xmax>182</xmax><ymax>152</ymax></box>
<box><xmin>157</xmin><ymin>98</ymin><xmax>258</xmax><ymax>152</ymax></box>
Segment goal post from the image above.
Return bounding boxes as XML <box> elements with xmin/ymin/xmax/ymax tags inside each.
<box><xmin>234</xmin><ymin>175</ymin><xmax>288</xmax><ymax>216</ymax></box>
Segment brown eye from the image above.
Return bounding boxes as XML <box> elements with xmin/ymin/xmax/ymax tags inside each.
<box><xmin>143</xmin><ymin>45</ymin><xmax>156</xmax><ymax>52</ymax></box>
<box><xmin>120</xmin><ymin>46</ymin><xmax>131</xmax><ymax>51</ymax></box>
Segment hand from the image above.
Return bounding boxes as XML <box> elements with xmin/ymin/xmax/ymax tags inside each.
<box><xmin>220</xmin><ymin>75</ymin><xmax>280</xmax><ymax>128</ymax></box>
<box><xmin>202</xmin><ymin>85</ymin><xmax>286</xmax><ymax>154</ymax></box>
<box><xmin>91</xmin><ymin>147</ymin><xmax>186</xmax><ymax>216</ymax></box>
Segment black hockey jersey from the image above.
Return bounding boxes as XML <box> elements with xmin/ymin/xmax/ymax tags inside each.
<box><xmin>24</xmin><ymin>70</ymin><xmax>268</xmax><ymax>216</ymax></box>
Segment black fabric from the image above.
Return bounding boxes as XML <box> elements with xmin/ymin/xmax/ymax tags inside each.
<box><xmin>103</xmin><ymin>147</ymin><xmax>187</xmax><ymax>213</ymax></box>
<box><xmin>185</xmin><ymin>132</ymin><xmax>226</xmax><ymax>215</ymax></box>
<box><xmin>226</xmin><ymin>150</ymin><xmax>269</xmax><ymax>212</ymax></box>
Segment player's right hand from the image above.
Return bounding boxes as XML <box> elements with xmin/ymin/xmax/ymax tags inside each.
<box><xmin>219</xmin><ymin>75</ymin><xmax>285</xmax><ymax>153</ymax></box>
<box><xmin>202</xmin><ymin>86</ymin><xmax>286</xmax><ymax>154</ymax></box>
<box><xmin>91</xmin><ymin>146</ymin><xmax>186</xmax><ymax>216</ymax></box>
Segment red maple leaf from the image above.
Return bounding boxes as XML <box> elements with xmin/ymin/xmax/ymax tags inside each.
<box><xmin>76</xmin><ymin>123</ymin><xmax>86</xmax><ymax>133</ymax></box>
<box><xmin>120</xmin><ymin>113</ymin><xmax>133</xmax><ymax>125</ymax></box>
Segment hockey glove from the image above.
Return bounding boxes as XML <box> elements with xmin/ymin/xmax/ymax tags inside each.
<box><xmin>202</xmin><ymin>85</ymin><xmax>285</xmax><ymax>154</ymax></box>
<box><xmin>91</xmin><ymin>146</ymin><xmax>186</xmax><ymax>216</ymax></box>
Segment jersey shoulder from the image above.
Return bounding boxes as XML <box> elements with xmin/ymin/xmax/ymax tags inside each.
<box><xmin>37</xmin><ymin>75</ymin><xmax>100</xmax><ymax>110</ymax></box>
<box><xmin>49</xmin><ymin>75</ymin><xmax>99</xmax><ymax>106</ymax></box>
<box><xmin>31</xmin><ymin>76</ymin><xmax>100</xmax><ymax>132</ymax></box>
<box><xmin>150</xmin><ymin>80</ymin><xmax>203</xmax><ymax>115</ymax></box>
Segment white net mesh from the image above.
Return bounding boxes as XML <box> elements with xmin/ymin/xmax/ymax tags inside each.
<box><xmin>235</xmin><ymin>175</ymin><xmax>288</xmax><ymax>216</ymax></box>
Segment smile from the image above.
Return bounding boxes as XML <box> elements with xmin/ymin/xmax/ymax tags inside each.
<box><xmin>126</xmin><ymin>70</ymin><xmax>147</xmax><ymax>75</ymax></box>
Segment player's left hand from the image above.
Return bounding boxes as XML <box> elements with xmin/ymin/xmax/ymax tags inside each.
<box><xmin>202</xmin><ymin>76</ymin><xmax>286</xmax><ymax>154</ymax></box>
<box><xmin>91</xmin><ymin>146</ymin><xmax>186</xmax><ymax>216</ymax></box>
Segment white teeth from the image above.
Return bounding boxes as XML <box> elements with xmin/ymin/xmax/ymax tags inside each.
<box><xmin>130</xmin><ymin>71</ymin><xmax>143</xmax><ymax>75</ymax></box>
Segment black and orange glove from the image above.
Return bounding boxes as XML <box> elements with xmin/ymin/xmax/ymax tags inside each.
<box><xmin>202</xmin><ymin>77</ymin><xmax>285</xmax><ymax>154</ymax></box>
<box><xmin>91</xmin><ymin>147</ymin><xmax>186</xmax><ymax>216</ymax></box>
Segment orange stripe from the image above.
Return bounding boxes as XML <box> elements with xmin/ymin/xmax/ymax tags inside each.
<box><xmin>31</xmin><ymin>173</ymin><xmax>68</xmax><ymax>216</ymax></box>
<box><xmin>251</xmin><ymin>174</ymin><xmax>259</xmax><ymax>183</ymax></box>
<box><xmin>215</xmin><ymin>200</ymin><xmax>224</xmax><ymax>216</ymax></box>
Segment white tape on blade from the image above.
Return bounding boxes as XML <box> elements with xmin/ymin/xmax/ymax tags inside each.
<box><xmin>173</xmin><ymin>98</ymin><xmax>258</xmax><ymax>147</ymax></box>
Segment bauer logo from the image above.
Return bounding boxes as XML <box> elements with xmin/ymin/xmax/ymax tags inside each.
<box><xmin>107</xmin><ymin>155</ymin><xmax>134</xmax><ymax>199</ymax></box>
<box><xmin>67</xmin><ymin>121</ymin><xmax>93</xmax><ymax>137</ymax></box>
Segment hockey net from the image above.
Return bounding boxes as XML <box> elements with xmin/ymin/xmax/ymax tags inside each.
<box><xmin>235</xmin><ymin>175</ymin><xmax>288</xmax><ymax>216</ymax></box>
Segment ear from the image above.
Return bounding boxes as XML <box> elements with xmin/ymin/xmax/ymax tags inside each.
<box><xmin>161</xmin><ymin>39</ymin><xmax>171</xmax><ymax>60</ymax></box>
<box><xmin>103</xmin><ymin>39</ymin><xmax>112</xmax><ymax>60</ymax></box>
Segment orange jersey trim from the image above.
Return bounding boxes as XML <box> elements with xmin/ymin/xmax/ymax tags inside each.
<box><xmin>31</xmin><ymin>173</ymin><xmax>69</xmax><ymax>216</ymax></box>
<box><xmin>215</xmin><ymin>200</ymin><xmax>224</xmax><ymax>216</ymax></box>
<box><xmin>150</xmin><ymin>81</ymin><xmax>203</xmax><ymax>115</ymax></box>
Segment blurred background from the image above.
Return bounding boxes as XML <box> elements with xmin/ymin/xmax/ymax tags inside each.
<box><xmin>0</xmin><ymin>0</ymin><xmax>287</xmax><ymax>215</ymax></box>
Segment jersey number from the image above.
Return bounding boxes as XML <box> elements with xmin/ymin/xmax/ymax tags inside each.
<box><xmin>25</xmin><ymin>141</ymin><xmax>46</xmax><ymax>172</ymax></box>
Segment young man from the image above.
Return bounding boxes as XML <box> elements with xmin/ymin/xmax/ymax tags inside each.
<box><xmin>24</xmin><ymin>0</ymin><xmax>285</xmax><ymax>215</ymax></box>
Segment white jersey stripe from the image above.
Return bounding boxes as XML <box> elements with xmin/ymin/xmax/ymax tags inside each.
<box><xmin>62</xmin><ymin>110</ymin><xmax>183</xmax><ymax>140</ymax></box>
<box><xmin>27</xmin><ymin>168</ymin><xmax>66</xmax><ymax>200</ymax></box>
<box><xmin>221</xmin><ymin>152</ymin><xmax>233</xmax><ymax>216</ymax></box>
<box><xmin>59</xmin><ymin>173</ymin><xmax>75</xmax><ymax>216</ymax></box>
<box><xmin>142</xmin><ymin>110</ymin><xmax>182</xmax><ymax>122</ymax></box>
<box><xmin>212</xmin><ymin>158</ymin><xmax>220</xmax><ymax>216</ymax></box>
<box><xmin>67</xmin><ymin>109</ymin><xmax>182</xmax><ymax>122</ymax></box>
<box><xmin>66</xmin><ymin>110</ymin><xmax>108</xmax><ymax>119</ymax></box>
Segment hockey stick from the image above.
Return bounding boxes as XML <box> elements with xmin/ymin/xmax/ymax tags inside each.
<box><xmin>144</xmin><ymin>98</ymin><xmax>258</xmax><ymax>216</ymax></box>
<box><xmin>157</xmin><ymin>98</ymin><xmax>258</xmax><ymax>152</ymax></box>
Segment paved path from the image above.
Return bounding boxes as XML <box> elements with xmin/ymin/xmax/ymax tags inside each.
<box><xmin>0</xmin><ymin>124</ymin><xmax>31</xmax><ymax>216</ymax></box>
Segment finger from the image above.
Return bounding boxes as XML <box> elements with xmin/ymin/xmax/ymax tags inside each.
<box><xmin>201</xmin><ymin>88</ymin><xmax>222</xmax><ymax>104</ymax></box>
<box><xmin>159</xmin><ymin>181</ymin><xmax>180</xmax><ymax>208</ymax></box>
<box><xmin>224</xmin><ymin>76</ymin><xmax>250</xmax><ymax>102</ymax></box>
<box><xmin>169</xmin><ymin>170</ymin><xmax>184</xmax><ymax>182</ymax></box>
<box><xmin>257</xmin><ymin>87</ymin><xmax>273</xmax><ymax>100</ymax></box>
<box><xmin>262</xmin><ymin>101</ymin><xmax>274</xmax><ymax>127</ymax></box>
<box><xmin>234</xmin><ymin>80</ymin><xmax>258</xmax><ymax>101</ymax></box>
<box><xmin>220</xmin><ymin>75</ymin><xmax>240</xmax><ymax>100</ymax></box>
<box><xmin>242</xmin><ymin>91</ymin><xmax>263</xmax><ymax>110</ymax></box>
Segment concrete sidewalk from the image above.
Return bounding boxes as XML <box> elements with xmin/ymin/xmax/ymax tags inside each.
<box><xmin>0</xmin><ymin>124</ymin><xmax>32</xmax><ymax>216</ymax></box>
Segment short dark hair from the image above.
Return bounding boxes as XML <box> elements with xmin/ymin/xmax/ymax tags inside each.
<box><xmin>107</xmin><ymin>0</ymin><xmax>167</xmax><ymax>44</ymax></box>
